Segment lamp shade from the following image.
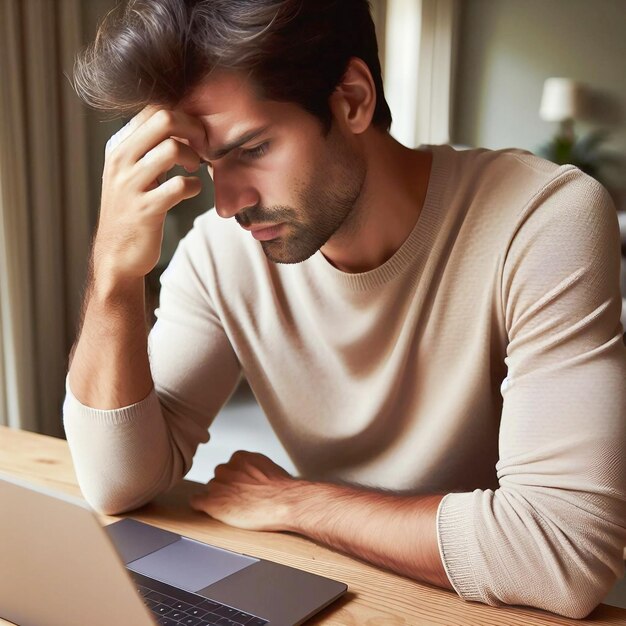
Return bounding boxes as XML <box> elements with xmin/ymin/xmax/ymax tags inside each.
<box><xmin>539</xmin><ymin>78</ymin><xmax>583</xmax><ymax>122</ymax></box>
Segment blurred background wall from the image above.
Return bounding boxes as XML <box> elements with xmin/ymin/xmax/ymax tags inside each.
<box><xmin>453</xmin><ymin>0</ymin><xmax>626</xmax><ymax>209</ymax></box>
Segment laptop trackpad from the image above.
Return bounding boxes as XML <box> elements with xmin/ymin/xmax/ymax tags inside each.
<box><xmin>127</xmin><ymin>537</ymin><xmax>257</xmax><ymax>592</ymax></box>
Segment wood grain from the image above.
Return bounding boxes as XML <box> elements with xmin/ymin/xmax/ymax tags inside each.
<box><xmin>1</xmin><ymin>425</ymin><xmax>625</xmax><ymax>625</ymax></box>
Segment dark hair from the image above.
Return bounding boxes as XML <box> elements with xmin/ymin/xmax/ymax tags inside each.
<box><xmin>73</xmin><ymin>0</ymin><xmax>392</xmax><ymax>132</ymax></box>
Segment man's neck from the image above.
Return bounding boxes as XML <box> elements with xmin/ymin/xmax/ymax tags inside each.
<box><xmin>320</xmin><ymin>132</ymin><xmax>433</xmax><ymax>274</ymax></box>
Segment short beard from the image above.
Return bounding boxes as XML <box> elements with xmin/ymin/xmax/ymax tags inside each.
<box><xmin>259</xmin><ymin>135</ymin><xmax>366</xmax><ymax>264</ymax></box>
<box><xmin>260</xmin><ymin>176</ymin><xmax>363</xmax><ymax>264</ymax></box>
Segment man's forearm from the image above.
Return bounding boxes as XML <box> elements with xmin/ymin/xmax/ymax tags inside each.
<box><xmin>68</xmin><ymin>269</ymin><xmax>154</xmax><ymax>409</ymax></box>
<box><xmin>190</xmin><ymin>453</ymin><xmax>453</xmax><ymax>590</ymax></box>
<box><xmin>68</xmin><ymin>107</ymin><xmax>207</xmax><ymax>410</ymax></box>
<box><xmin>285</xmin><ymin>481</ymin><xmax>452</xmax><ymax>589</ymax></box>
<box><xmin>191</xmin><ymin>452</ymin><xmax>452</xmax><ymax>589</ymax></box>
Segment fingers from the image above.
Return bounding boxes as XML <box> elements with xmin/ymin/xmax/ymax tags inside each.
<box><xmin>134</xmin><ymin>137</ymin><xmax>202</xmax><ymax>189</ymax></box>
<box><xmin>122</xmin><ymin>108</ymin><xmax>208</xmax><ymax>164</ymax></box>
<box><xmin>187</xmin><ymin>454</ymin><xmax>292</xmax><ymax>532</ymax></box>
<box><xmin>191</xmin><ymin>451</ymin><xmax>289</xmax><ymax>518</ymax></box>
<box><xmin>130</xmin><ymin>104</ymin><xmax>161</xmax><ymax>129</ymax></box>
<box><xmin>228</xmin><ymin>451</ymin><xmax>274</xmax><ymax>479</ymax></box>
<box><xmin>104</xmin><ymin>105</ymin><xmax>160</xmax><ymax>157</ymax></box>
<box><xmin>217</xmin><ymin>451</ymin><xmax>291</xmax><ymax>482</ymax></box>
<box><xmin>213</xmin><ymin>463</ymin><xmax>233</xmax><ymax>481</ymax></box>
<box><xmin>105</xmin><ymin>107</ymin><xmax>208</xmax><ymax>194</ymax></box>
<box><xmin>229</xmin><ymin>450</ymin><xmax>273</xmax><ymax>466</ymax></box>
<box><xmin>211</xmin><ymin>459</ymin><xmax>253</xmax><ymax>484</ymax></box>
<box><xmin>190</xmin><ymin>491</ymin><xmax>210</xmax><ymax>512</ymax></box>
<box><xmin>190</xmin><ymin>481</ymin><xmax>229</xmax><ymax>511</ymax></box>
<box><xmin>96</xmin><ymin>105</ymin><xmax>207</xmax><ymax>281</ymax></box>
<box><xmin>144</xmin><ymin>175</ymin><xmax>203</xmax><ymax>214</ymax></box>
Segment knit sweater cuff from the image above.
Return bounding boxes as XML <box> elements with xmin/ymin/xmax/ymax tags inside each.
<box><xmin>63</xmin><ymin>374</ymin><xmax>160</xmax><ymax>427</ymax></box>
<box><xmin>437</xmin><ymin>491</ymin><xmax>482</xmax><ymax>602</ymax></box>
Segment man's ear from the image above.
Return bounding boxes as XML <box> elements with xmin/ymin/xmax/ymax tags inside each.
<box><xmin>330</xmin><ymin>57</ymin><xmax>376</xmax><ymax>135</ymax></box>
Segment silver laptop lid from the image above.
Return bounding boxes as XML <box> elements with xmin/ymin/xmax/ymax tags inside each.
<box><xmin>0</xmin><ymin>472</ymin><xmax>155</xmax><ymax>626</ymax></box>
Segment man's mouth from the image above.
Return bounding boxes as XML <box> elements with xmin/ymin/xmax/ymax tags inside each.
<box><xmin>240</xmin><ymin>223</ymin><xmax>284</xmax><ymax>241</ymax></box>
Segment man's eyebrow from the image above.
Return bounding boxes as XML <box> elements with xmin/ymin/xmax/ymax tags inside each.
<box><xmin>205</xmin><ymin>125</ymin><xmax>271</xmax><ymax>161</ymax></box>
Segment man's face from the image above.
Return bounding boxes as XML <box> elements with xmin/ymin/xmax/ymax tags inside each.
<box><xmin>181</xmin><ymin>72</ymin><xmax>367</xmax><ymax>264</ymax></box>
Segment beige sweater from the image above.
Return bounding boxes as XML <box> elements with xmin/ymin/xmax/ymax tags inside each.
<box><xmin>63</xmin><ymin>144</ymin><xmax>626</xmax><ymax>619</ymax></box>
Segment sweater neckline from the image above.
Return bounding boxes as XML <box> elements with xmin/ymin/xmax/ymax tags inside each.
<box><xmin>310</xmin><ymin>143</ymin><xmax>451</xmax><ymax>291</ymax></box>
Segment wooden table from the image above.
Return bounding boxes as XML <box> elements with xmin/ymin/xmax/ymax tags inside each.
<box><xmin>1</xmin><ymin>425</ymin><xmax>625</xmax><ymax>626</ymax></box>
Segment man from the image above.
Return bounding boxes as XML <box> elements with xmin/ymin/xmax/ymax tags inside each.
<box><xmin>64</xmin><ymin>0</ymin><xmax>626</xmax><ymax>619</ymax></box>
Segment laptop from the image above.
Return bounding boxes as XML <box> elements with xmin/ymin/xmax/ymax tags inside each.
<box><xmin>0</xmin><ymin>473</ymin><xmax>347</xmax><ymax>626</ymax></box>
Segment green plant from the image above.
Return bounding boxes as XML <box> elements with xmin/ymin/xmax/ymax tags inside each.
<box><xmin>537</xmin><ymin>128</ymin><xmax>623</xmax><ymax>187</ymax></box>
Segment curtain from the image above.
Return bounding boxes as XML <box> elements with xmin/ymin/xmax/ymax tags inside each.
<box><xmin>0</xmin><ymin>0</ymin><xmax>91</xmax><ymax>436</ymax></box>
<box><xmin>381</xmin><ymin>0</ymin><xmax>460</xmax><ymax>147</ymax></box>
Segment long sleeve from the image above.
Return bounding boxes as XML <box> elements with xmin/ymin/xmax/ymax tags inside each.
<box><xmin>436</xmin><ymin>168</ymin><xmax>626</xmax><ymax>618</ymax></box>
<box><xmin>63</xmin><ymin>218</ymin><xmax>241</xmax><ymax>514</ymax></box>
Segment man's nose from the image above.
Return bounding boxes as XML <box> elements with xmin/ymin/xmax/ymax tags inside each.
<box><xmin>212</xmin><ymin>167</ymin><xmax>260</xmax><ymax>220</ymax></box>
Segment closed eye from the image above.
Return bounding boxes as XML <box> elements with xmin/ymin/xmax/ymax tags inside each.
<box><xmin>239</xmin><ymin>142</ymin><xmax>269</xmax><ymax>161</ymax></box>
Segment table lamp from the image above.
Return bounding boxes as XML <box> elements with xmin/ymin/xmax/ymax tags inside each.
<box><xmin>539</xmin><ymin>77</ymin><xmax>583</xmax><ymax>142</ymax></box>
<box><xmin>537</xmin><ymin>77</ymin><xmax>619</xmax><ymax>199</ymax></box>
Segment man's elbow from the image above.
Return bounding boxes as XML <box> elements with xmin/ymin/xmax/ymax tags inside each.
<box><xmin>540</xmin><ymin>579</ymin><xmax>613</xmax><ymax>619</ymax></box>
<box><xmin>506</xmin><ymin>560</ymin><xmax>623</xmax><ymax>619</ymax></box>
<box><xmin>70</xmin><ymin>445</ymin><xmax>183</xmax><ymax>516</ymax></box>
<box><xmin>84</xmin><ymin>493</ymin><xmax>143</xmax><ymax>517</ymax></box>
<box><xmin>77</xmin><ymin>477</ymin><xmax>160</xmax><ymax>517</ymax></box>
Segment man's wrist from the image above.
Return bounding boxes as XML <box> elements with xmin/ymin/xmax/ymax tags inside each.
<box><xmin>90</xmin><ymin>263</ymin><xmax>145</xmax><ymax>305</ymax></box>
<box><xmin>280</xmin><ymin>479</ymin><xmax>327</xmax><ymax>534</ymax></box>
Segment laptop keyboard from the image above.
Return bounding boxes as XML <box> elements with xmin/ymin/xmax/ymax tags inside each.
<box><xmin>131</xmin><ymin>571</ymin><xmax>268</xmax><ymax>626</ymax></box>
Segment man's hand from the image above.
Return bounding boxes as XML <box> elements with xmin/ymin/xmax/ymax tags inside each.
<box><xmin>190</xmin><ymin>451</ymin><xmax>452</xmax><ymax>591</ymax></box>
<box><xmin>190</xmin><ymin>451</ymin><xmax>298</xmax><ymax>532</ymax></box>
<box><xmin>94</xmin><ymin>107</ymin><xmax>209</xmax><ymax>284</ymax></box>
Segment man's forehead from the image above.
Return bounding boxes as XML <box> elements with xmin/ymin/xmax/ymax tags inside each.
<box><xmin>178</xmin><ymin>71</ymin><xmax>279</xmax><ymax>156</ymax></box>
<box><xmin>180</xmin><ymin>70</ymin><xmax>259</xmax><ymax>118</ymax></box>
<box><xmin>176</xmin><ymin>69</ymin><xmax>317</xmax><ymax>157</ymax></box>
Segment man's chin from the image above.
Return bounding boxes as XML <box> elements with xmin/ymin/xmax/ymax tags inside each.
<box><xmin>260</xmin><ymin>239</ymin><xmax>319</xmax><ymax>265</ymax></box>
